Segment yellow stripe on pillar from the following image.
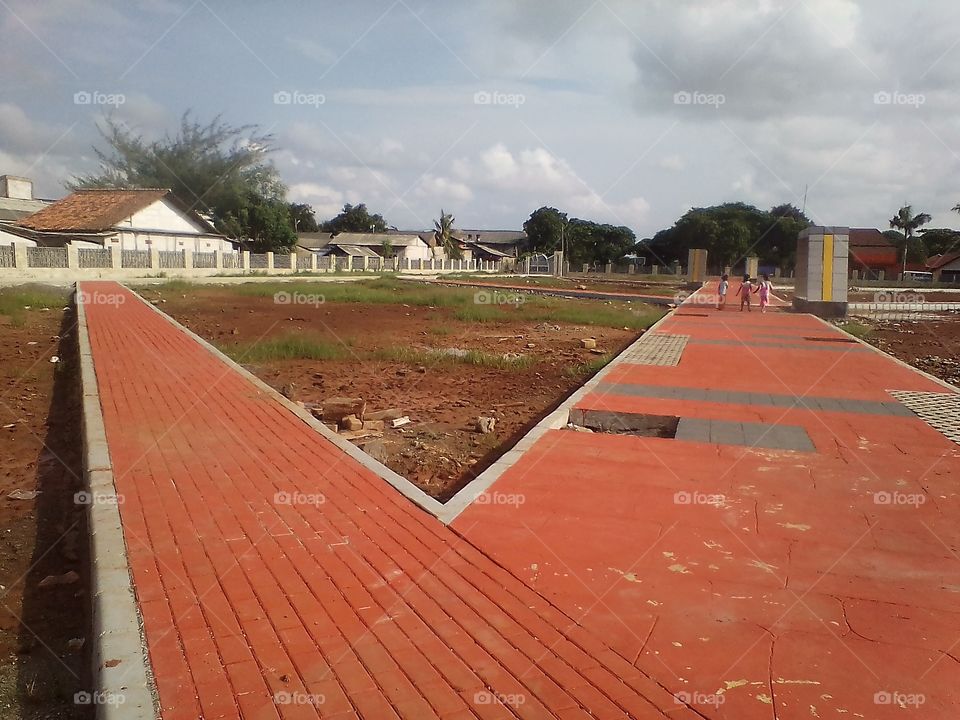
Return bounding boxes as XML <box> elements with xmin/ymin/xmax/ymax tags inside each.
<box><xmin>822</xmin><ymin>234</ymin><xmax>834</xmax><ymax>301</ymax></box>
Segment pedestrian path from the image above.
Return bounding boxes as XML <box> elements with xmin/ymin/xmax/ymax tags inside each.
<box><xmin>80</xmin><ymin>282</ymin><xmax>691</xmax><ymax>719</ymax></box>
<box><xmin>456</xmin><ymin>287</ymin><xmax>960</xmax><ymax>719</ymax></box>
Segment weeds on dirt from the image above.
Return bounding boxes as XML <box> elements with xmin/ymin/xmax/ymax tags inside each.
<box><xmin>835</xmin><ymin>320</ymin><xmax>872</xmax><ymax>340</ymax></box>
<box><xmin>564</xmin><ymin>355</ymin><xmax>613</xmax><ymax>378</ymax></box>
<box><xmin>376</xmin><ymin>346</ymin><xmax>535</xmax><ymax>370</ymax></box>
<box><xmin>222</xmin><ymin>334</ymin><xmax>349</xmax><ymax>362</ymax></box>
<box><xmin>0</xmin><ymin>287</ymin><xmax>68</xmax><ymax>326</ymax></box>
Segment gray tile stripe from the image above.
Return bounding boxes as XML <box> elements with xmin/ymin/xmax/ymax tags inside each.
<box><xmin>676</xmin><ymin>417</ymin><xmax>815</xmax><ymax>452</ymax></box>
<box><xmin>594</xmin><ymin>381</ymin><xmax>915</xmax><ymax>416</ymax></box>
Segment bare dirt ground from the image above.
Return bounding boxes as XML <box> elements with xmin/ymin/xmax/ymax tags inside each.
<box><xmin>847</xmin><ymin>313</ymin><xmax>960</xmax><ymax>386</ymax></box>
<box><xmin>0</xmin><ymin>288</ymin><xmax>91</xmax><ymax>719</ymax></box>
<box><xmin>466</xmin><ymin>274</ymin><xmax>684</xmax><ymax>297</ymax></box>
<box><xmin>156</xmin><ymin>285</ymin><xmax>647</xmax><ymax>500</ymax></box>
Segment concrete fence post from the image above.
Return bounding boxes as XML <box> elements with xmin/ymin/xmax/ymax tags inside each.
<box><xmin>150</xmin><ymin>248</ymin><xmax>160</xmax><ymax>271</ymax></box>
<box><xmin>182</xmin><ymin>248</ymin><xmax>193</xmax><ymax>271</ymax></box>
<box><xmin>651</xmin><ymin>265</ymin><xmax>658</xmax><ymax>275</ymax></box>
<box><xmin>774</xmin><ymin>267</ymin><xmax>782</xmax><ymax>278</ymax></box>
<box><xmin>67</xmin><ymin>244</ymin><xmax>79</xmax><ymax>270</ymax></box>
<box><xmin>362</xmin><ymin>256</ymin><xmax>369</xmax><ymax>272</ymax></box>
<box><xmin>241</xmin><ymin>251</ymin><xmax>250</xmax><ymax>272</ymax></box>
<box><xmin>213</xmin><ymin>250</ymin><xmax>223</xmax><ymax>271</ymax></box>
<box><xmin>878</xmin><ymin>270</ymin><xmax>885</xmax><ymax>281</ymax></box>
<box><xmin>582</xmin><ymin>263</ymin><xmax>589</xmax><ymax>274</ymax></box>
<box><xmin>110</xmin><ymin>245</ymin><xmax>122</xmax><ymax>271</ymax></box>
<box><xmin>309</xmin><ymin>252</ymin><xmax>317</xmax><ymax>272</ymax></box>
<box><xmin>266</xmin><ymin>252</ymin><xmax>274</xmax><ymax>273</ymax></box>
<box><xmin>605</xmin><ymin>263</ymin><xmax>613</xmax><ymax>275</ymax></box>
<box><xmin>628</xmin><ymin>264</ymin><xmax>636</xmax><ymax>275</ymax></box>
<box><xmin>12</xmin><ymin>242</ymin><xmax>28</xmax><ymax>269</ymax></box>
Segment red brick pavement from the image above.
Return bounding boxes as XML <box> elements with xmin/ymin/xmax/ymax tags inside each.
<box><xmin>81</xmin><ymin>281</ymin><xmax>694</xmax><ymax>719</ymax></box>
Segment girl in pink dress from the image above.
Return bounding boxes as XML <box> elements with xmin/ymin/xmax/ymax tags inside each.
<box><xmin>756</xmin><ymin>273</ymin><xmax>773</xmax><ymax>313</ymax></box>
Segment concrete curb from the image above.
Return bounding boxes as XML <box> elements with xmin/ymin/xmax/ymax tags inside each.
<box><xmin>76</xmin><ymin>283</ymin><xmax>157</xmax><ymax>719</ymax></box>
<box><xmin>438</xmin><ymin>308</ymin><xmax>676</xmax><ymax>523</ymax></box>
<box><xmin>814</xmin><ymin>314</ymin><xmax>960</xmax><ymax>394</ymax></box>
<box><xmin>126</xmin><ymin>287</ymin><xmax>449</xmax><ymax>519</ymax></box>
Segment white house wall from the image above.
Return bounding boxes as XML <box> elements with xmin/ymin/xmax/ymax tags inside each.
<box><xmin>110</xmin><ymin>232</ymin><xmax>235</xmax><ymax>252</ymax></box>
<box><xmin>0</xmin><ymin>228</ymin><xmax>35</xmax><ymax>246</ymax></box>
<box><xmin>123</xmin><ymin>198</ymin><xmax>204</xmax><ymax>235</ymax></box>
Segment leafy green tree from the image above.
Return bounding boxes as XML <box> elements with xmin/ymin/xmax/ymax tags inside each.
<box><xmin>523</xmin><ymin>207</ymin><xmax>568</xmax><ymax>254</ymax></box>
<box><xmin>918</xmin><ymin>228</ymin><xmax>960</xmax><ymax>257</ymax></box>
<box><xmin>71</xmin><ymin>113</ymin><xmax>296</xmax><ymax>250</ymax></box>
<box><xmin>889</xmin><ymin>205</ymin><xmax>932</xmax><ymax>273</ymax></box>
<box><xmin>288</xmin><ymin>203</ymin><xmax>319</xmax><ymax>233</ymax></box>
<box><xmin>380</xmin><ymin>238</ymin><xmax>395</xmax><ymax>258</ymax></box>
<box><xmin>320</xmin><ymin>203</ymin><xmax>388</xmax><ymax>234</ymax></box>
<box><xmin>564</xmin><ymin>219</ymin><xmax>635</xmax><ymax>267</ymax></box>
<box><xmin>433</xmin><ymin>209</ymin><xmax>462</xmax><ymax>259</ymax></box>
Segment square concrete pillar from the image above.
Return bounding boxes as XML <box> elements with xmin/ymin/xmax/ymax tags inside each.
<box><xmin>773</xmin><ymin>267</ymin><xmax>781</xmax><ymax>278</ymax></box>
<box><xmin>745</xmin><ymin>256</ymin><xmax>759</xmax><ymax>278</ymax></box>
<box><xmin>651</xmin><ymin>265</ymin><xmax>658</xmax><ymax>275</ymax></box>
<box><xmin>213</xmin><ymin>250</ymin><xmax>223</xmax><ymax>270</ymax></box>
<box><xmin>362</xmin><ymin>256</ymin><xmax>369</xmax><ymax>271</ymax></box>
<box><xmin>149</xmin><ymin>248</ymin><xmax>160</xmax><ymax>270</ymax></box>
<box><xmin>266</xmin><ymin>252</ymin><xmax>274</xmax><ymax>272</ymax></box>
<box><xmin>110</xmin><ymin>245</ymin><xmax>122</xmax><ymax>270</ymax></box>
<box><xmin>309</xmin><ymin>252</ymin><xmax>317</xmax><ymax>272</ymax></box>
<box><xmin>12</xmin><ymin>242</ymin><xmax>27</xmax><ymax>268</ymax></box>
<box><xmin>628</xmin><ymin>264</ymin><xmax>636</xmax><ymax>275</ymax></box>
<box><xmin>605</xmin><ymin>263</ymin><xmax>613</xmax><ymax>274</ymax></box>
<box><xmin>182</xmin><ymin>248</ymin><xmax>193</xmax><ymax>270</ymax></box>
<box><xmin>878</xmin><ymin>270</ymin><xmax>884</xmax><ymax>281</ymax></box>
<box><xmin>687</xmin><ymin>249</ymin><xmax>708</xmax><ymax>283</ymax></box>
<box><xmin>793</xmin><ymin>226</ymin><xmax>849</xmax><ymax>317</ymax></box>
<box><xmin>675</xmin><ymin>265</ymin><xmax>683</xmax><ymax>276</ymax></box>
<box><xmin>67</xmin><ymin>244</ymin><xmax>79</xmax><ymax>269</ymax></box>
<box><xmin>241</xmin><ymin>251</ymin><xmax>250</xmax><ymax>272</ymax></box>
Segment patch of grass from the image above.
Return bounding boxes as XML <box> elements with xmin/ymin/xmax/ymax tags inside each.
<box><xmin>564</xmin><ymin>354</ymin><xmax>613</xmax><ymax>378</ymax></box>
<box><xmin>836</xmin><ymin>320</ymin><xmax>872</xmax><ymax>340</ymax></box>
<box><xmin>527</xmin><ymin>300</ymin><xmax>664</xmax><ymax>330</ymax></box>
<box><xmin>376</xmin><ymin>346</ymin><xmax>534</xmax><ymax>371</ymax></box>
<box><xmin>221</xmin><ymin>334</ymin><xmax>348</xmax><ymax>363</ymax></box>
<box><xmin>231</xmin><ymin>277</ymin><xmax>480</xmax><ymax>308</ymax></box>
<box><xmin>453</xmin><ymin>305</ymin><xmax>513</xmax><ymax>323</ymax></box>
<box><xmin>0</xmin><ymin>286</ymin><xmax>68</xmax><ymax>326</ymax></box>
<box><xmin>427</xmin><ymin>325</ymin><xmax>454</xmax><ymax>336</ymax></box>
<box><xmin>149</xmin><ymin>279</ymin><xmax>195</xmax><ymax>293</ymax></box>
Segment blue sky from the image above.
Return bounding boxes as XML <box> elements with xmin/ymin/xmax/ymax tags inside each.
<box><xmin>2</xmin><ymin>0</ymin><xmax>960</xmax><ymax>236</ymax></box>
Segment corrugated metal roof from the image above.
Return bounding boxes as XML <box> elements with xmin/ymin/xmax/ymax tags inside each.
<box><xmin>331</xmin><ymin>243</ymin><xmax>381</xmax><ymax>257</ymax></box>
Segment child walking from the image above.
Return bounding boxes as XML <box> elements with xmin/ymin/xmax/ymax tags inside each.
<box><xmin>717</xmin><ymin>274</ymin><xmax>729</xmax><ymax>310</ymax></box>
<box><xmin>739</xmin><ymin>274</ymin><xmax>754</xmax><ymax>312</ymax></box>
<box><xmin>756</xmin><ymin>273</ymin><xmax>773</xmax><ymax>313</ymax></box>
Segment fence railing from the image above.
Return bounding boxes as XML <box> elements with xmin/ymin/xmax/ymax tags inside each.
<box><xmin>193</xmin><ymin>251</ymin><xmax>216</xmax><ymax>269</ymax></box>
<box><xmin>122</xmin><ymin>250</ymin><xmax>151</xmax><ymax>269</ymax></box>
<box><xmin>27</xmin><ymin>247</ymin><xmax>67</xmax><ymax>268</ymax></box>
<box><xmin>221</xmin><ymin>252</ymin><xmax>239</xmax><ymax>269</ymax></box>
<box><xmin>249</xmin><ymin>253</ymin><xmax>268</xmax><ymax>269</ymax></box>
<box><xmin>0</xmin><ymin>246</ymin><xmax>14</xmax><ymax>268</ymax></box>
<box><xmin>79</xmin><ymin>248</ymin><xmax>113</xmax><ymax>269</ymax></box>
<box><xmin>158</xmin><ymin>250</ymin><xmax>185</xmax><ymax>269</ymax></box>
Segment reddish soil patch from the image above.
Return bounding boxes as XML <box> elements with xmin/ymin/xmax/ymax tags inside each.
<box><xmin>158</xmin><ymin>288</ymin><xmax>642</xmax><ymax>500</ymax></box>
<box><xmin>855</xmin><ymin>314</ymin><xmax>960</xmax><ymax>386</ymax></box>
<box><xmin>462</xmin><ymin>274</ymin><xmax>683</xmax><ymax>298</ymax></box>
<box><xmin>0</xmin><ymin>293</ymin><xmax>91</xmax><ymax>718</ymax></box>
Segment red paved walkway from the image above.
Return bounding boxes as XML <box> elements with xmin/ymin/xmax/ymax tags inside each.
<box><xmin>456</xmin><ymin>286</ymin><xmax>960</xmax><ymax>719</ymax></box>
<box><xmin>82</xmin><ymin>282</ymin><xmax>692</xmax><ymax>719</ymax></box>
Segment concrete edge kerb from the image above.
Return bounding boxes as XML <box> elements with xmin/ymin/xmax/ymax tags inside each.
<box><xmin>810</xmin><ymin>314</ymin><xmax>960</xmax><ymax>395</ymax></box>
<box><xmin>76</xmin><ymin>282</ymin><xmax>158</xmax><ymax>719</ymax></box>
<box><xmin>438</xmin><ymin>307</ymin><xmax>678</xmax><ymax>523</ymax></box>
<box><xmin>125</xmin><ymin>287</ymin><xmax>449</xmax><ymax>518</ymax></box>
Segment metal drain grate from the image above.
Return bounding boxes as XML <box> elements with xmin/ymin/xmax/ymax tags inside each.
<box><xmin>889</xmin><ymin>390</ymin><xmax>960</xmax><ymax>444</ymax></box>
<box><xmin>620</xmin><ymin>333</ymin><xmax>689</xmax><ymax>366</ymax></box>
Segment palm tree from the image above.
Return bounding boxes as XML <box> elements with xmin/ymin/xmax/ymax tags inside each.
<box><xmin>889</xmin><ymin>205</ymin><xmax>932</xmax><ymax>275</ymax></box>
<box><xmin>434</xmin><ymin>209</ymin><xmax>462</xmax><ymax>260</ymax></box>
<box><xmin>952</xmin><ymin>203</ymin><xmax>960</xmax><ymax>216</ymax></box>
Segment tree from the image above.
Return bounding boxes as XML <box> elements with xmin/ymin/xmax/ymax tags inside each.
<box><xmin>433</xmin><ymin>209</ymin><xmax>462</xmax><ymax>259</ymax></box>
<box><xmin>919</xmin><ymin>228</ymin><xmax>960</xmax><ymax>257</ymax></box>
<box><xmin>320</xmin><ymin>203</ymin><xmax>388</xmax><ymax>234</ymax></box>
<box><xmin>71</xmin><ymin>113</ymin><xmax>295</xmax><ymax>250</ymax></box>
<box><xmin>523</xmin><ymin>207</ymin><xmax>568</xmax><ymax>254</ymax></box>
<box><xmin>889</xmin><ymin>205</ymin><xmax>932</xmax><ymax>273</ymax></box>
<box><xmin>564</xmin><ymin>219</ymin><xmax>635</xmax><ymax>267</ymax></box>
<box><xmin>380</xmin><ymin>238</ymin><xmax>395</xmax><ymax>259</ymax></box>
<box><xmin>288</xmin><ymin>203</ymin><xmax>319</xmax><ymax>233</ymax></box>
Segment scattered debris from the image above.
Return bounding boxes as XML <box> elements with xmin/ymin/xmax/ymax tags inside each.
<box><xmin>66</xmin><ymin>638</ymin><xmax>85</xmax><ymax>652</ymax></box>
<box><xmin>339</xmin><ymin>414</ymin><xmax>363</xmax><ymax>432</ymax></box>
<box><xmin>38</xmin><ymin>571</ymin><xmax>80</xmax><ymax>589</ymax></box>
<box><xmin>49</xmin><ymin>356</ymin><xmax>60</xmax><ymax>363</ymax></box>
<box><xmin>362</xmin><ymin>419</ymin><xmax>385</xmax><ymax>432</ymax></box>
<box><xmin>366</xmin><ymin>408</ymin><xmax>404</xmax><ymax>421</ymax></box>
<box><xmin>7</xmin><ymin>489</ymin><xmax>39</xmax><ymax>501</ymax></box>
<box><xmin>391</xmin><ymin>416</ymin><xmax>411</xmax><ymax>428</ymax></box>
<box><xmin>581</xmin><ymin>338</ymin><xmax>597</xmax><ymax>349</ymax></box>
<box><xmin>318</xmin><ymin>397</ymin><xmax>366</xmax><ymax>423</ymax></box>
<box><xmin>280</xmin><ymin>382</ymin><xmax>297</xmax><ymax>400</ymax></box>
<box><xmin>476</xmin><ymin>416</ymin><xmax>497</xmax><ymax>434</ymax></box>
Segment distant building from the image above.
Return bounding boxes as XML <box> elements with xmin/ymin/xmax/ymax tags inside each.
<box><xmin>927</xmin><ymin>252</ymin><xmax>960</xmax><ymax>283</ymax></box>
<box><xmin>453</xmin><ymin>229</ymin><xmax>526</xmax><ymax>260</ymax></box>
<box><xmin>0</xmin><ymin>175</ymin><xmax>54</xmax><ymax>245</ymax></box>
<box><xmin>848</xmin><ymin>228</ymin><xmax>899</xmax><ymax>278</ymax></box>
<box><xmin>297</xmin><ymin>232</ymin><xmax>436</xmax><ymax>261</ymax></box>
<box><xmin>13</xmin><ymin>188</ymin><xmax>236</xmax><ymax>252</ymax></box>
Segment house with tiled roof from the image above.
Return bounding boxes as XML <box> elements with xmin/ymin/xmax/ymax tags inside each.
<box><xmin>12</xmin><ymin>188</ymin><xmax>236</xmax><ymax>252</ymax></box>
<box><xmin>927</xmin><ymin>251</ymin><xmax>960</xmax><ymax>283</ymax></box>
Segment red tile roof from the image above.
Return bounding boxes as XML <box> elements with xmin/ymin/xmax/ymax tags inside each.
<box><xmin>17</xmin><ymin>188</ymin><xmax>173</xmax><ymax>232</ymax></box>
